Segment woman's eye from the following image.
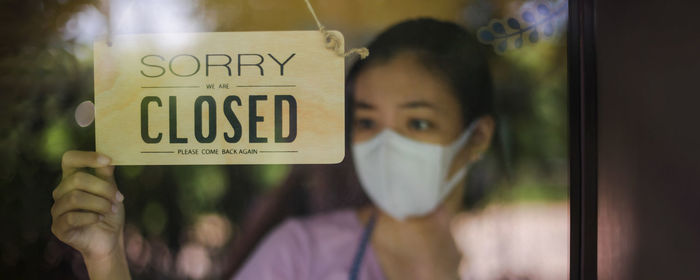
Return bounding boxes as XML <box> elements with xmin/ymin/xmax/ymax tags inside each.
<box><xmin>408</xmin><ymin>119</ymin><xmax>433</xmax><ymax>131</ymax></box>
<box><xmin>355</xmin><ymin>118</ymin><xmax>375</xmax><ymax>130</ymax></box>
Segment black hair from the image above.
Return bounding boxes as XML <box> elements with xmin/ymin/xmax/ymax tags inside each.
<box><xmin>346</xmin><ymin>18</ymin><xmax>494</xmax><ymax>127</ymax></box>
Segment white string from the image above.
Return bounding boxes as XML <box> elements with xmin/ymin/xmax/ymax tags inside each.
<box><xmin>100</xmin><ymin>0</ymin><xmax>369</xmax><ymax>59</ymax></box>
<box><xmin>303</xmin><ymin>0</ymin><xmax>369</xmax><ymax>59</ymax></box>
<box><xmin>100</xmin><ymin>0</ymin><xmax>113</xmax><ymax>46</ymax></box>
<box><xmin>101</xmin><ymin>0</ymin><xmax>136</xmax><ymax>47</ymax></box>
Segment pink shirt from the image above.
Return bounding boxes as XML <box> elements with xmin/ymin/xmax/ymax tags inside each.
<box><xmin>234</xmin><ymin>209</ymin><xmax>386</xmax><ymax>280</ymax></box>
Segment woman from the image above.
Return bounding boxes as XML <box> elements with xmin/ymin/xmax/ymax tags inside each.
<box><xmin>51</xmin><ymin>18</ymin><xmax>495</xmax><ymax>279</ymax></box>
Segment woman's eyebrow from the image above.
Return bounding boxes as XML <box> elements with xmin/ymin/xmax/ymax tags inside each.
<box><xmin>400</xmin><ymin>100</ymin><xmax>437</xmax><ymax>110</ymax></box>
<box><xmin>355</xmin><ymin>101</ymin><xmax>375</xmax><ymax>109</ymax></box>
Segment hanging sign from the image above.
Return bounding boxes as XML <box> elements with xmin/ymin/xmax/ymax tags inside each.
<box><xmin>94</xmin><ymin>31</ymin><xmax>345</xmax><ymax>165</ymax></box>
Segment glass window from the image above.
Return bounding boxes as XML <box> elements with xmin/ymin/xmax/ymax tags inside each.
<box><xmin>1</xmin><ymin>0</ymin><xmax>569</xmax><ymax>279</ymax></box>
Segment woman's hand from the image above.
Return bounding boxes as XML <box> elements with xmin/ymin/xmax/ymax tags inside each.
<box><xmin>51</xmin><ymin>151</ymin><xmax>131</xmax><ymax>279</ymax></box>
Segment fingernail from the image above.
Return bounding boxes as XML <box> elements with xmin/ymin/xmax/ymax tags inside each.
<box><xmin>111</xmin><ymin>204</ymin><xmax>118</xmax><ymax>214</ymax></box>
<box><xmin>99</xmin><ymin>215</ymin><xmax>104</xmax><ymax>221</ymax></box>
<box><xmin>97</xmin><ymin>155</ymin><xmax>111</xmax><ymax>165</ymax></box>
<box><xmin>115</xmin><ymin>191</ymin><xmax>124</xmax><ymax>202</ymax></box>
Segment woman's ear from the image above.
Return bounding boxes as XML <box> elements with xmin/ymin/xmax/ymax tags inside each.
<box><xmin>466</xmin><ymin>116</ymin><xmax>495</xmax><ymax>162</ymax></box>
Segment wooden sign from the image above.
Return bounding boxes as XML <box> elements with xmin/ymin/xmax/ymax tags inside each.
<box><xmin>94</xmin><ymin>31</ymin><xmax>345</xmax><ymax>165</ymax></box>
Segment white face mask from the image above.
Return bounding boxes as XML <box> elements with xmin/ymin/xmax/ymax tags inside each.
<box><xmin>352</xmin><ymin>123</ymin><xmax>477</xmax><ymax>221</ymax></box>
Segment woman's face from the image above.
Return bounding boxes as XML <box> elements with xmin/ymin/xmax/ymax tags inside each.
<box><xmin>351</xmin><ymin>51</ymin><xmax>495</xmax><ymax>215</ymax></box>
<box><xmin>352</xmin><ymin>52</ymin><xmax>465</xmax><ymax>147</ymax></box>
<box><xmin>352</xmin><ymin>52</ymin><xmax>476</xmax><ymax>177</ymax></box>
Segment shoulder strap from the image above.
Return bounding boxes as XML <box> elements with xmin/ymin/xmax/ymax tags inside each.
<box><xmin>349</xmin><ymin>211</ymin><xmax>378</xmax><ymax>280</ymax></box>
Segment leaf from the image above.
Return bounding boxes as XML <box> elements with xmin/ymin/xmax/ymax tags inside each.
<box><xmin>507</xmin><ymin>18</ymin><xmax>521</xmax><ymax>29</ymax></box>
<box><xmin>522</xmin><ymin>11</ymin><xmax>535</xmax><ymax>23</ymax></box>
<box><xmin>543</xmin><ymin>23</ymin><xmax>554</xmax><ymax>37</ymax></box>
<box><xmin>529</xmin><ymin>30</ymin><xmax>540</xmax><ymax>43</ymax></box>
<box><xmin>478</xmin><ymin>29</ymin><xmax>495</xmax><ymax>43</ymax></box>
<box><xmin>497</xmin><ymin>40</ymin><xmax>508</xmax><ymax>52</ymax></box>
<box><xmin>514</xmin><ymin>37</ymin><xmax>523</xmax><ymax>49</ymax></box>
<box><xmin>492</xmin><ymin>22</ymin><xmax>506</xmax><ymax>34</ymax></box>
<box><xmin>537</xmin><ymin>4</ymin><xmax>550</xmax><ymax>15</ymax></box>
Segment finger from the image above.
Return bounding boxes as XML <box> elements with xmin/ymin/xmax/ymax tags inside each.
<box><xmin>52</xmin><ymin>211</ymin><xmax>102</xmax><ymax>237</ymax></box>
<box><xmin>51</xmin><ymin>190</ymin><xmax>115</xmax><ymax>219</ymax></box>
<box><xmin>94</xmin><ymin>165</ymin><xmax>117</xmax><ymax>185</ymax></box>
<box><xmin>53</xmin><ymin>172</ymin><xmax>119</xmax><ymax>203</ymax></box>
<box><xmin>61</xmin><ymin>151</ymin><xmax>111</xmax><ymax>177</ymax></box>
<box><xmin>94</xmin><ymin>165</ymin><xmax>122</xmax><ymax>201</ymax></box>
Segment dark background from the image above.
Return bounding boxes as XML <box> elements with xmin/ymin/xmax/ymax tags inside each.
<box><xmin>596</xmin><ymin>0</ymin><xmax>700</xmax><ymax>279</ymax></box>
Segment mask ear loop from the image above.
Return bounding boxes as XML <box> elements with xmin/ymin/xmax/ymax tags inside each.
<box><xmin>443</xmin><ymin>120</ymin><xmax>482</xmax><ymax>184</ymax></box>
<box><xmin>435</xmin><ymin>122</ymin><xmax>480</xmax><ymax>207</ymax></box>
<box><xmin>450</xmin><ymin>120</ymin><xmax>481</xmax><ymax>151</ymax></box>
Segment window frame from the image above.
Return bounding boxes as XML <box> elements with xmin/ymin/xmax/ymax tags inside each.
<box><xmin>568</xmin><ymin>0</ymin><xmax>598</xmax><ymax>278</ymax></box>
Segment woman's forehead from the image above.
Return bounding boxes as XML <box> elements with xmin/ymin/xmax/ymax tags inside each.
<box><xmin>353</xmin><ymin>54</ymin><xmax>460</xmax><ymax>110</ymax></box>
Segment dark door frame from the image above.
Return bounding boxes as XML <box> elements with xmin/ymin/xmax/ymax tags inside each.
<box><xmin>568</xmin><ymin>0</ymin><xmax>598</xmax><ymax>279</ymax></box>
